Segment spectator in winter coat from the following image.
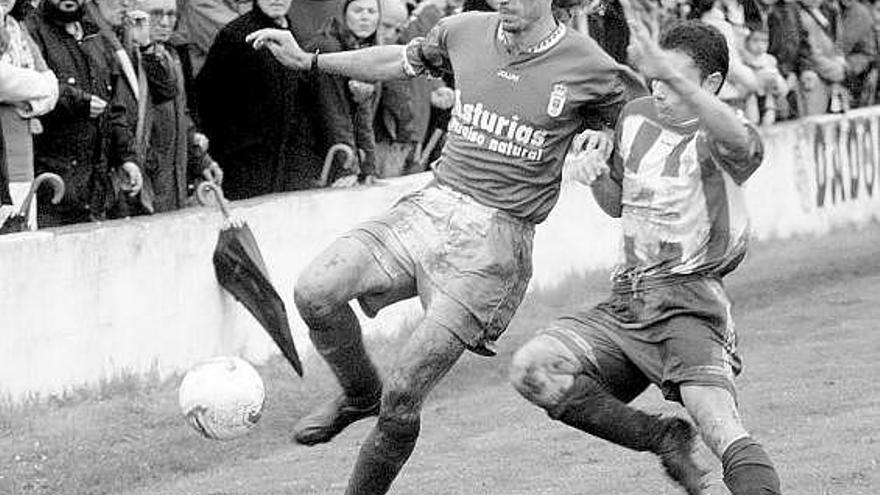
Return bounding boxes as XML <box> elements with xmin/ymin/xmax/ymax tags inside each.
<box><xmin>0</xmin><ymin>0</ymin><xmax>58</xmax><ymax>229</ymax></box>
<box><xmin>198</xmin><ymin>0</ymin><xmax>319</xmax><ymax>199</ymax></box>
<box><xmin>27</xmin><ymin>0</ymin><xmax>143</xmax><ymax>226</ymax></box>
<box><xmin>306</xmin><ymin>0</ymin><xmax>381</xmax><ymax>186</ymax></box>
<box><xmin>131</xmin><ymin>0</ymin><xmax>221</xmax><ymax>212</ymax></box>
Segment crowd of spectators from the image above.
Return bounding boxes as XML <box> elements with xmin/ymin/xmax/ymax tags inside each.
<box><xmin>0</xmin><ymin>0</ymin><xmax>879</xmax><ymax>229</ymax></box>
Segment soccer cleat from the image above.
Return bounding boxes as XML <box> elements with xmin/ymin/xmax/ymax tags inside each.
<box><xmin>656</xmin><ymin>417</ymin><xmax>707</xmax><ymax>495</ymax></box>
<box><xmin>293</xmin><ymin>392</ymin><xmax>381</xmax><ymax>445</ymax></box>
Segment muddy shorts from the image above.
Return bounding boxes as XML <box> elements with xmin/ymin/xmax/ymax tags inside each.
<box><xmin>344</xmin><ymin>183</ymin><xmax>534</xmax><ymax>355</ymax></box>
<box><xmin>541</xmin><ymin>276</ymin><xmax>742</xmax><ymax>403</ymax></box>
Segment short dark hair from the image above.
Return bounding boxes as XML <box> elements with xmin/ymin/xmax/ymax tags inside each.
<box><xmin>658</xmin><ymin>20</ymin><xmax>729</xmax><ymax>84</ymax></box>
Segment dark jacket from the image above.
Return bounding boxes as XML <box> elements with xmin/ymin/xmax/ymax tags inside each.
<box><xmin>197</xmin><ymin>9</ymin><xmax>319</xmax><ymax>199</ymax></box>
<box><xmin>26</xmin><ymin>5</ymin><xmax>137</xmax><ymax>219</ymax></box>
<box><xmin>140</xmin><ymin>44</ymin><xmax>212</xmax><ymax>212</ymax></box>
<box><xmin>307</xmin><ymin>17</ymin><xmax>378</xmax><ymax>181</ymax></box>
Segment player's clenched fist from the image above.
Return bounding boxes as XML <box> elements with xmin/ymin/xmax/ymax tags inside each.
<box><xmin>563</xmin><ymin>129</ymin><xmax>612</xmax><ymax>186</ymax></box>
<box><xmin>246</xmin><ymin>28</ymin><xmax>310</xmax><ymax>70</ymax></box>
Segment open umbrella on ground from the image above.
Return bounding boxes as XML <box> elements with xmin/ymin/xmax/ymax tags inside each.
<box><xmin>197</xmin><ymin>181</ymin><xmax>303</xmax><ymax>376</ymax></box>
<box><xmin>0</xmin><ymin>173</ymin><xmax>65</xmax><ymax>235</ymax></box>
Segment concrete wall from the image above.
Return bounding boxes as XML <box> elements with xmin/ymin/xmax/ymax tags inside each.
<box><xmin>1</xmin><ymin>109</ymin><xmax>879</xmax><ymax>402</ymax></box>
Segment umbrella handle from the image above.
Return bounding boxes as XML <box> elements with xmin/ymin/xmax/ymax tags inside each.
<box><xmin>320</xmin><ymin>143</ymin><xmax>355</xmax><ymax>187</ymax></box>
<box><xmin>19</xmin><ymin>173</ymin><xmax>65</xmax><ymax>217</ymax></box>
<box><xmin>196</xmin><ymin>181</ymin><xmax>231</xmax><ymax>220</ymax></box>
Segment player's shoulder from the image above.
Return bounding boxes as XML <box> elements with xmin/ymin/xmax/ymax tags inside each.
<box><xmin>436</xmin><ymin>11</ymin><xmax>497</xmax><ymax>33</ymax></box>
<box><xmin>556</xmin><ymin>27</ymin><xmax>617</xmax><ymax>67</ymax></box>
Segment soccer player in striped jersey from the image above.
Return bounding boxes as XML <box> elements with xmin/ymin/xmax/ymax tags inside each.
<box><xmin>247</xmin><ymin>2</ymin><xmax>643</xmax><ymax>493</ymax></box>
<box><xmin>510</xmin><ymin>19</ymin><xmax>782</xmax><ymax>495</ymax></box>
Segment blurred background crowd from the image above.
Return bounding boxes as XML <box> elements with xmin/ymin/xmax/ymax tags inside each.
<box><xmin>0</xmin><ymin>0</ymin><xmax>877</xmax><ymax>229</ymax></box>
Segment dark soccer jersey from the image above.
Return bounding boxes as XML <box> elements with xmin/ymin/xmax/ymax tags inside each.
<box><xmin>405</xmin><ymin>12</ymin><xmax>633</xmax><ymax>224</ymax></box>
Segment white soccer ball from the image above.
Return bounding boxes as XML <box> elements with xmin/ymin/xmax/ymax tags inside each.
<box><xmin>178</xmin><ymin>356</ymin><xmax>265</xmax><ymax>441</ymax></box>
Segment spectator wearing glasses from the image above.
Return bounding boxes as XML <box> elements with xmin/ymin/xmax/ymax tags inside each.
<box><xmin>131</xmin><ymin>0</ymin><xmax>221</xmax><ymax>212</ymax></box>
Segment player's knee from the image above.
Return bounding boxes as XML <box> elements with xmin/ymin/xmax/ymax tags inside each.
<box><xmin>681</xmin><ymin>385</ymin><xmax>748</xmax><ymax>456</ymax></box>
<box><xmin>509</xmin><ymin>340</ymin><xmax>571</xmax><ymax>411</ymax></box>
<box><xmin>380</xmin><ymin>386</ymin><xmax>422</xmax><ymax>426</ymax></box>
<box><xmin>293</xmin><ymin>268</ymin><xmax>340</xmax><ymax>320</ymax></box>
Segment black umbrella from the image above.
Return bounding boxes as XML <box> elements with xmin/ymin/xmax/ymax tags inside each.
<box><xmin>197</xmin><ymin>181</ymin><xmax>303</xmax><ymax>376</ymax></box>
<box><xmin>0</xmin><ymin>173</ymin><xmax>65</xmax><ymax>235</ymax></box>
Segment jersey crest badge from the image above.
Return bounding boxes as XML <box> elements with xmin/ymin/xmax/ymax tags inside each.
<box><xmin>547</xmin><ymin>84</ymin><xmax>567</xmax><ymax>118</ymax></box>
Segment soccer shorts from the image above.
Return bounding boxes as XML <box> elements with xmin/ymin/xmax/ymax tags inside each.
<box><xmin>542</xmin><ymin>277</ymin><xmax>742</xmax><ymax>403</ymax></box>
<box><xmin>344</xmin><ymin>182</ymin><xmax>534</xmax><ymax>355</ymax></box>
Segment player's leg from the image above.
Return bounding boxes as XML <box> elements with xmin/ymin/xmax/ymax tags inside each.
<box><xmin>681</xmin><ymin>386</ymin><xmax>781</xmax><ymax>494</ymax></box>
<box><xmin>344</xmin><ymin>315</ymin><xmax>466</xmax><ymax>495</ymax></box>
<box><xmin>658</xmin><ymin>279</ymin><xmax>782</xmax><ymax>495</ymax></box>
<box><xmin>509</xmin><ymin>320</ymin><xmax>705</xmax><ymax>495</ymax></box>
<box><xmin>293</xmin><ymin>235</ymin><xmax>409</xmax><ymax>445</ymax></box>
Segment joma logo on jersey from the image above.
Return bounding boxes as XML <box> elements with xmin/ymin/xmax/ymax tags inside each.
<box><xmin>496</xmin><ymin>69</ymin><xmax>520</xmax><ymax>82</ymax></box>
<box><xmin>547</xmin><ymin>83</ymin><xmax>567</xmax><ymax>117</ymax></box>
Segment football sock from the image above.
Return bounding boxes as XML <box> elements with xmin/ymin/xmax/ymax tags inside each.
<box><xmin>549</xmin><ymin>374</ymin><xmax>665</xmax><ymax>452</ymax></box>
<box><xmin>345</xmin><ymin>415</ymin><xmax>421</xmax><ymax>495</ymax></box>
<box><xmin>722</xmin><ymin>436</ymin><xmax>782</xmax><ymax>495</ymax></box>
<box><xmin>308</xmin><ymin>305</ymin><xmax>381</xmax><ymax>399</ymax></box>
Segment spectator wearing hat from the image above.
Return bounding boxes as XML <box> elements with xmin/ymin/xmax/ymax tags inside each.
<box><xmin>306</xmin><ymin>0</ymin><xmax>381</xmax><ymax>186</ymax></box>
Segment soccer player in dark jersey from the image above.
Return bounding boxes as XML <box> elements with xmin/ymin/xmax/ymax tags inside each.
<box><xmin>509</xmin><ymin>15</ymin><xmax>782</xmax><ymax>495</ymax></box>
<box><xmin>246</xmin><ymin>2</ymin><xmax>644</xmax><ymax>493</ymax></box>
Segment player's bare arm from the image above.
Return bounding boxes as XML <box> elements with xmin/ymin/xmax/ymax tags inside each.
<box><xmin>247</xmin><ymin>28</ymin><xmax>410</xmax><ymax>81</ymax></box>
<box><xmin>621</xmin><ymin>1</ymin><xmax>750</xmax><ymax>155</ymax></box>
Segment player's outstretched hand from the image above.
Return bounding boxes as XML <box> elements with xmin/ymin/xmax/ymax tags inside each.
<box><xmin>618</xmin><ymin>0</ymin><xmax>675</xmax><ymax>82</ymax></box>
<box><xmin>246</xmin><ymin>29</ymin><xmax>310</xmax><ymax>70</ymax></box>
<box><xmin>564</xmin><ymin>129</ymin><xmax>612</xmax><ymax>186</ymax></box>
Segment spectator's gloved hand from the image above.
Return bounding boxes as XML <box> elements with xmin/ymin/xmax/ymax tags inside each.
<box><xmin>193</xmin><ymin>132</ymin><xmax>210</xmax><ymax>153</ymax></box>
<box><xmin>89</xmin><ymin>95</ymin><xmax>107</xmax><ymax>118</ymax></box>
<box><xmin>119</xmin><ymin>162</ymin><xmax>143</xmax><ymax>196</ymax></box>
<box><xmin>348</xmin><ymin>80</ymin><xmax>376</xmax><ymax>104</ymax></box>
<box><xmin>563</xmin><ymin>129</ymin><xmax>612</xmax><ymax>186</ymax></box>
<box><xmin>430</xmin><ymin>86</ymin><xmax>455</xmax><ymax>109</ymax></box>
<box><xmin>203</xmin><ymin>161</ymin><xmax>224</xmax><ymax>186</ymax></box>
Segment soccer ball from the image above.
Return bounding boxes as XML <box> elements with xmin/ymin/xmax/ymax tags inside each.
<box><xmin>178</xmin><ymin>356</ymin><xmax>265</xmax><ymax>441</ymax></box>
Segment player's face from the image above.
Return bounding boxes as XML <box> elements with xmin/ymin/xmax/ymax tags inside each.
<box><xmin>256</xmin><ymin>0</ymin><xmax>293</xmax><ymax>20</ymax></box>
<box><xmin>496</xmin><ymin>0</ymin><xmax>549</xmax><ymax>33</ymax></box>
<box><xmin>346</xmin><ymin>0</ymin><xmax>380</xmax><ymax>39</ymax></box>
<box><xmin>650</xmin><ymin>50</ymin><xmax>718</xmax><ymax>125</ymax></box>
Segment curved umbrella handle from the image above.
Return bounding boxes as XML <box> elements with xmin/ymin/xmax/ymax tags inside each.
<box><xmin>196</xmin><ymin>181</ymin><xmax>231</xmax><ymax>220</ymax></box>
<box><xmin>320</xmin><ymin>143</ymin><xmax>355</xmax><ymax>187</ymax></box>
<box><xmin>19</xmin><ymin>173</ymin><xmax>65</xmax><ymax>217</ymax></box>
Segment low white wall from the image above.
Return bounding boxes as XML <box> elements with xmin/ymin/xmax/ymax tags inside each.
<box><xmin>1</xmin><ymin>109</ymin><xmax>879</xmax><ymax>402</ymax></box>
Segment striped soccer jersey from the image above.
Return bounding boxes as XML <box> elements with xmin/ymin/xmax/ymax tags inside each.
<box><xmin>610</xmin><ymin>97</ymin><xmax>764</xmax><ymax>280</ymax></box>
